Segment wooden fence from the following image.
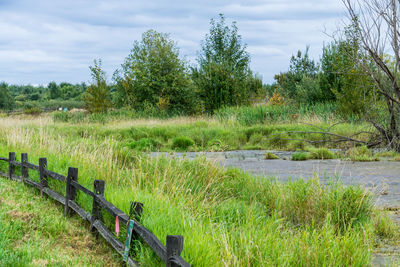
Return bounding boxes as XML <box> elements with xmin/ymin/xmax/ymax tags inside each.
<box><xmin>0</xmin><ymin>152</ymin><xmax>190</xmax><ymax>267</ymax></box>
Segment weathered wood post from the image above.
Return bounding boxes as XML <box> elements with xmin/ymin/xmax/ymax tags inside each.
<box><xmin>21</xmin><ymin>153</ymin><xmax>28</xmax><ymax>181</ymax></box>
<box><xmin>90</xmin><ymin>179</ymin><xmax>105</xmax><ymax>232</ymax></box>
<box><xmin>39</xmin><ymin>158</ymin><xmax>48</xmax><ymax>190</ymax></box>
<box><xmin>8</xmin><ymin>152</ymin><xmax>15</xmax><ymax>179</ymax></box>
<box><xmin>64</xmin><ymin>167</ymin><xmax>78</xmax><ymax>216</ymax></box>
<box><xmin>129</xmin><ymin>201</ymin><xmax>144</xmax><ymax>221</ymax></box>
<box><xmin>166</xmin><ymin>235</ymin><xmax>184</xmax><ymax>267</ymax></box>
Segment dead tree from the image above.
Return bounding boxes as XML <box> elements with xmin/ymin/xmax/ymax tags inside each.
<box><xmin>343</xmin><ymin>0</ymin><xmax>400</xmax><ymax>151</ymax></box>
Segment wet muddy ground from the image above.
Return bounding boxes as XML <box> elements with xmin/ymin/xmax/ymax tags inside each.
<box><xmin>151</xmin><ymin>150</ymin><xmax>400</xmax><ymax>266</ymax></box>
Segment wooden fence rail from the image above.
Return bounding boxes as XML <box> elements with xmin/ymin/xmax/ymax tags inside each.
<box><xmin>0</xmin><ymin>152</ymin><xmax>190</xmax><ymax>267</ymax></box>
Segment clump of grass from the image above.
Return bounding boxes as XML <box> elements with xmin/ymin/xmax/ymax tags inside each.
<box><xmin>268</xmin><ymin>133</ymin><xmax>290</xmax><ymax>149</ymax></box>
<box><xmin>171</xmin><ymin>136</ymin><xmax>195</xmax><ymax>151</ymax></box>
<box><xmin>373</xmin><ymin>210</ymin><xmax>399</xmax><ymax>240</ymax></box>
<box><xmin>308</xmin><ymin>148</ymin><xmax>336</xmax><ymax>160</ymax></box>
<box><xmin>126</xmin><ymin>138</ymin><xmax>161</xmax><ymax>151</ymax></box>
<box><xmin>265</xmin><ymin>152</ymin><xmax>279</xmax><ymax>159</ymax></box>
<box><xmin>292</xmin><ymin>152</ymin><xmax>309</xmax><ymax>161</ymax></box>
<box><xmin>347</xmin><ymin>146</ymin><xmax>379</xmax><ymax>162</ymax></box>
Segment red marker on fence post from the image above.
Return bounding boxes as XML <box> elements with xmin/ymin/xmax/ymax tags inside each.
<box><xmin>116</xmin><ymin>215</ymin><xmax>120</xmax><ymax>237</ymax></box>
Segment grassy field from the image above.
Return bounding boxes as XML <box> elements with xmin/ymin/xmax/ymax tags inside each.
<box><xmin>44</xmin><ymin>103</ymin><xmax>373</xmax><ymax>154</ymax></box>
<box><xmin>0</xmin><ymin>177</ymin><xmax>121</xmax><ymax>266</ymax></box>
<box><xmin>0</xmin><ymin>105</ymin><xmax>398</xmax><ymax>266</ymax></box>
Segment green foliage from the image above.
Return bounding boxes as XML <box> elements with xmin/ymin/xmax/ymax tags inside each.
<box><xmin>274</xmin><ymin>46</ymin><xmax>328</xmax><ymax>103</ymax></box>
<box><xmin>214</xmin><ymin>102</ymin><xmax>338</xmax><ymax>126</ymax></box>
<box><xmin>48</xmin><ymin>81</ymin><xmax>61</xmax><ymax>99</ymax></box>
<box><xmin>308</xmin><ymin>148</ymin><xmax>335</xmax><ymax>159</ymax></box>
<box><xmin>321</xmin><ymin>23</ymin><xmax>374</xmax><ymax>117</ymax></box>
<box><xmin>127</xmin><ymin>138</ymin><xmax>161</xmax><ymax>151</ymax></box>
<box><xmin>171</xmin><ymin>136</ymin><xmax>195</xmax><ymax>151</ymax></box>
<box><xmin>84</xmin><ymin>59</ymin><xmax>111</xmax><ymax>113</ymax></box>
<box><xmin>117</xmin><ymin>30</ymin><xmax>196</xmax><ymax>115</ymax></box>
<box><xmin>346</xmin><ymin>145</ymin><xmax>379</xmax><ymax>162</ymax></box>
<box><xmin>52</xmin><ymin>111</ymin><xmax>70</xmax><ymax>122</ymax></box>
<box><xmin>23</xmin><ymin>106</ymin><xmax>41</xmax><ymax>115</ymax></box>
<box><xmin>0</xmin><ymin>82</ymin><xmax>14</xmax><ymax>110</ymax></box>
<box><xmin>292</xmin><ymin>152</ymin><xmax>309</xmax><ymax>161</ymax></box>
<box><xmin>192</xmin><ymin>14</ymin><xmax>261</xmax><ymax>113</ymax></box>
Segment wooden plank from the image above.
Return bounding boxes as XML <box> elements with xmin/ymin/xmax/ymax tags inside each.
<box><xmin>0</xmin><ymin>157</ymin><xmax>8</xmax><ymax>161</ymax></box>
<box><xmin>0</xmin><ymin>171</ymin><xmax>7</xmax><ymax>177</ymax></box>
<box><xmin>169</xmin><ymin>256</ymin><xmax>190</xmax><ymax>267</ymax></box>
<box><xmin>10</xmin><ymin>174</ymin><xmax>22</xmax><ymax>181</ymax></box>
<box><xmin>45</xmin><ymin>169</ymin><xmax>66</xmax><ymax>183</ymax></box>
<box><xmin>68</xmin><ymin>200</ymin><xmax>92</xmax><ymax>222</ymax></box>
<box><xmin>24</xmin><ymin>178</ymin><xmax>42</xmax><ymax>190</ymax></box>
<box><xmin>133</xmin><ymin>221</ymin><xmax>167</xmax><ymax>262</ymax></box>
<box><xmin>42</xmin><ymin>187</ymin><xmax>65</xmax><ymax>205</ymax></box>
<box><xmin>92</xmin><ymin>220</ymin><xmax>139</xmax><ymax>267</ymax></box>
<box><xmin>10</xmin><ymin>160</ymin><xmax>21</xmax><ymax>167</ymax></box>
<box><xmin>71</xmin><ymin>180</ymin><xmax>95</xmax><ymax>197</ymax></box>
<box><xmin>96</xmin><ymin>196</ymin><xmax>129</xmax><ymax>225</ymax></box>
<box><xmin>25</xmin><ymin>162</ymin><xmax>39</xmax><ymax>171</ymax></box>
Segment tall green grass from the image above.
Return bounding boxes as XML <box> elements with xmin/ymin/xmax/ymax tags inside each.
<box><xmin>0</xmin><ymin>120</ymin><xmax>396</xmax><ymax>266</ymax></box>
<box><xmin>214</xmin><ymin>102</ymin><xmax>339</xmax><ymax>125</ymax></box>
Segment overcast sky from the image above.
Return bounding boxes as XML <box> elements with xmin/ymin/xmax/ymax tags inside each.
<box><xmin>0</xmin><ymin>0</ymin><xmax>347</xmax><ymax>85</ymax></box>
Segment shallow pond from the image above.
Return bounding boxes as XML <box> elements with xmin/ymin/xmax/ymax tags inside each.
<box><xmin>151</xmin><ymin>150</ymin><xmax>400</xmax><ymax>207</ymax></box>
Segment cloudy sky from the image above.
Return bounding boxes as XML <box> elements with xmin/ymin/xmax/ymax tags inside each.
<box><xmin>0</xmin><ymin>0</ymin><xmax>347</xmax><ymax>85</ymax></box>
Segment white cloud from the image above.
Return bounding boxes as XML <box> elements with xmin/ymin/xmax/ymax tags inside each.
<box><xmin>0</xmin><ymin>0</ymin><xmax>347</xmax><ymax>84</ymax></box>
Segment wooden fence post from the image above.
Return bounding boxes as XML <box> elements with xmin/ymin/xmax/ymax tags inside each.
<box><xmin>39</xmin><ymin>158</ymin><xmax>48</xmax><ymax>191</ymax></box>
<box><xmin>21</xmin><ymin>153</ymin><xmax>28</xmax><ymax>181</ymax></box>
<box><xmin>166</xmin><ymin>235</ymin><xmax>184</xmax><ymax>267</ymax></box>
<box><xmin>90</xmin><ymin>179</ymin><xmax>105</xmax><ymax>232</ymax></box>
<box><xmin>129</xmin><ymin>201</ymin><xmax>144</xmax><ymax>221</ymax></box>
<box><xmin>64</xmin><ymin>167</ymin><xmax>78</xmax><ymax>216</ymax></box>
<box><xmin>8</xmin><ymin>152</ymin><xmax>15</xmax><ymax>179</ymax></box>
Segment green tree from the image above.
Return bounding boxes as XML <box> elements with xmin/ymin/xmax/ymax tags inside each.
<box><xmin>0</xmin><ymin>82</ymin><xmax>14</xmax><ymax>110</ymax></box>
<box><xmin>84</xmin><ymin>59</ymin><xmax>111</xmax><ymax>113</ymax></box>
<box><xmin>116</xmin><ymin>29</ymin><xmax>195</xmax><ymax>115</ymax></box>
<box><xmin>320</xmin><ymin>21</ymin><xmax>373</xmax><ymax>116</ymax></box>
<box><xmin>274</xmin><ymin>46</ymin><xmax>321</xmax><ymax>102</ymax></box>
<box><xmin>48</xmin><ymin>81</ymin><xmax>61</xmax><ymax>99</ymax></box>
<box><xmin>192</xmin><ymin>14</ymin><xmax>261</xmax><ymax>113</ymax></box>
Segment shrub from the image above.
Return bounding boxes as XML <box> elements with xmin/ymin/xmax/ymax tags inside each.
<box><xmin>308</xmin><ymin>148</ymin><xmax>335</xmax><ymax>160</ymax></box>
<box><xmin>52</xmin><ymin>111</ymin><xmax>70</xmax><ymax>122</ymax></box>
<box><xmin>292</xmin><ymin>152</ymin><xmax>309</xmax><ymax>161</ymax></box>
<box><xmin>269</xmin><ymin>91</ymin><xmax>284</xmax><ymax>105</ymax></box>
<box><xmin>24</xmin><ymin>106</ymin><xmax>41</xmax><ymax>115</ymax></box>
<box><xmin>171</xmin><ymin>136</ymin><xmax>195</xmax><ymax>151</ymax></box>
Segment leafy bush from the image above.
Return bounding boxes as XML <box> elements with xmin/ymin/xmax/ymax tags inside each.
<box><xmin>52</xmin><ymin>111</ymin><xmax>70</xmax><ymax>122</ymax></box>
<box><xmin>171</xmin><ymin>136</ymin><xmax>195</xmax><ymax>151</ymax></box>
<box><xmin>24</xmin><ymin>107</ymin><xmax>41</xmax><ymax>115</ymax></box>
